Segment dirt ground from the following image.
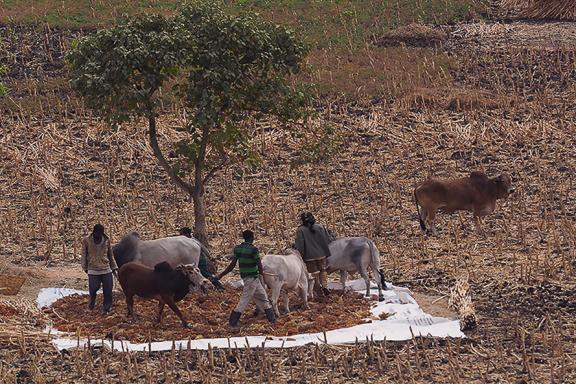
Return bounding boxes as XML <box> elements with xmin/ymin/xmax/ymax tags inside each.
<box><xmin>0</xmin><ymin>263</ymin><xmax>86</xmax><ymax>303</ymax></box>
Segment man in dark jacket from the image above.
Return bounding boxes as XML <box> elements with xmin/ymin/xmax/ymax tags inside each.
<box><xmin>294</xmin><ymin>212</ymin><xmax>333</xmax><ymax>297</ymax></box>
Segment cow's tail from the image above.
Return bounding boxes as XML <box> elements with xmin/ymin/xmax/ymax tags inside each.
<box><xmin>367</xmin><ymin>238</ymin><xmax>387</xmax><ymax>290</ymax></box>
<box><xmin>414</xmin><ymin>188</ymin><xmax>426</xmax><ymax>231</ymax></box>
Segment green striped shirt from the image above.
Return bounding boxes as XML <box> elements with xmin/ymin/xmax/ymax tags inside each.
<box><xmin>234</xmin><ymin>242</ymin><xmax>261</xmax><ymax>278</ymax></box>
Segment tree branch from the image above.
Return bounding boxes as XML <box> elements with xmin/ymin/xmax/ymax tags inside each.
<box><xmin>147</xmin><ymin>112</ymin><xmax>195</xmax><ymax>196</ymax></box>
<box><xmin>203</xmin><ymin>158</ymin><xmax>227</xmax><ymax>185</ymax></box>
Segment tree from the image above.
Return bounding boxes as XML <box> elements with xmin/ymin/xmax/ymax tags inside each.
<box><xmin>68</xmin><ymin>3</ymin><xmax>307</xmax><ymax>245</ymax></box>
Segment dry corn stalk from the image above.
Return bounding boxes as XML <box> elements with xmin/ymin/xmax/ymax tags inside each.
<box><xmin>448</xmin><ymin>274</ymin><xmax>478</xmax><ymax>331</ymax></box>
<box><xmin>35</xmin><ymin>165</ymin><xmax>60</xmax><ymax>191</ymax></box>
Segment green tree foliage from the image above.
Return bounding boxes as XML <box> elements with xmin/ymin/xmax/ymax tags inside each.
<box><xmin>68</xmin><ymin>2</ymin><xmax>307</xmax><ymax>245</ymax></box>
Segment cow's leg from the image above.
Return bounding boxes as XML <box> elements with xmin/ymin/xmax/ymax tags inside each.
<box><xmin>473</xmin><ymin>214</ymin><xmax>486</xmax><ymax>236</ymax></box>
<box><xmin>340</xmin><ymin>270</ymin><xmax>348</xmax><ymax>292</ymax></box>
<box><xmin>307</xmin><ymin>275</ymin><xmax>315</xmax><ymax>302</ymax></box>
<box><xmin>359</xmin><ymin>266</ymin><xmax>371</xmax><ymax>298</ymax></box>
<box><xmin>155</xmin><ymin>300</ymin><xmax>165</xmax><ymax>324</ymax></box>
<box><xmin>426</xmin><ymin>209</ymin><xmax>438</xmax><ymax>236</ymax></box>
<box><xmin>376</xmin><ymin>270</ymin><xmax>385</xmax><ymax>302</ymax></box>
<box><xmin>420</xmin><ymin>209</ymin><xmax>428</xmax><ymax>233</ymax></box>
<box><xmin>270</xmin><ymin>283</ymin><xmax>282</xmax><ymax>318</ymax></box>
<box><xmin>125</xmin><ymin>293</ymin><xmax>135</xmax><ymax>320</ymax></box>
<box><xmin>163</xmin><ymin>295</ymin><xmax>190</xmax><ymax>328</ymax></box>
<box><xmin>283</xmin><ymin>290</ymin><xmax>290</xmax><ymax>314</ymax></box>
<box><xmin>301</xmin><ymin>278</ymin><xmax>310</xmax><ymax>310</ymax></box>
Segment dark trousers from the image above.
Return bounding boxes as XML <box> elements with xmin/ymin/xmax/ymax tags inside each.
<box><xmin>88</xmin><ymin>273</ymin><xmax>113</xmax><ymax>311</ymax></box>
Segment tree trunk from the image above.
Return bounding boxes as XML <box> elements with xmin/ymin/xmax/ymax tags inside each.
<box><xmin>147</xmin><ymin>112</ymin><xmax>195</xmax><ymax>196</ymax></box>
<box><xmin>192</xmin><ymin>126</ymin><xmax>209</xmax><ymax>246</ymax></box>
<box><xmin>147</xmin><ymin>111</ymin><xmax>212</xmax><ymax>248</ymax></box>
<box><xmin>192</xmin><ymin>185</ymin><xmax>208</xmax><ymax>246</ymax></box>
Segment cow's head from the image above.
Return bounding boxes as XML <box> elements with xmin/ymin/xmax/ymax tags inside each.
<box><xmin>493</xmin><ymin>173</ymin><xmax>515</xmax><ymax>198</ymax></box>
<box><xmin>176</xmin><ymin>264</ymin><xmax>211</xmax><ymax>293</ymax></box>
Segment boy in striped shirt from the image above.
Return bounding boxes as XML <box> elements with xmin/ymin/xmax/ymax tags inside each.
<box><xmin>217</xmin><ymin>230</ymin><xmax>276</xmax><ymax>327</ymax></box>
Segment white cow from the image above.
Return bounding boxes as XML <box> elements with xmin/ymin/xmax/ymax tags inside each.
<box><xmin>261</xmin><ymin>249</ymin><xmax>314</xmax><ymax>317</ymax></box>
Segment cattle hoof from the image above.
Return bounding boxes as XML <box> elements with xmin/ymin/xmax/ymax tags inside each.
<box><xmin>378</xmin><ymin>295</ymin><xmax>385</xmax><ymax>302</ymax></box>
<box><xmin>182</xmin><ymin>322</ymin><xmax>192</xmax><ymax>329</ymax></box>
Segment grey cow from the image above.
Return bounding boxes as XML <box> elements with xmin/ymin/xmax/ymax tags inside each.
<box><xmin>114</xmin><ymin>232</ymin><xmax>202</xmax><ymax>268</ymax></box>
<box><xmin>327</xmin><ymin>237</ymin><xmax>387</xmax><ymax>301</ymax></box>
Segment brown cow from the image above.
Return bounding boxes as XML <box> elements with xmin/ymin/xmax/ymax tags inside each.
<box><xmin>414</xmin><ymin>171</ymin><xmax>515</xmax><ymax>235</ymax></box>
<box><xmin>118</xmin><ymin>261</ymin><xmax>210</xmax><ymax>328</ymax></box>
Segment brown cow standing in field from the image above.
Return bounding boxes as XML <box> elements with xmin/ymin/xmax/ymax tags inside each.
<box><xmin>118</xmin><ymin>261</ymin><xmax>210</xmax><ymax>328</ymax></box>
<box><xmin>414</xmin><ymin>171</ymin><xmax>515</xmax><ymax>235</ymax></box>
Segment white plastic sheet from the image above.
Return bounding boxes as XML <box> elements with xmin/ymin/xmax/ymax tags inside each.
<box><xmin>38</xmin><ymin>279</ymin><xmax>464</xmax><ymax>351</ymax></box>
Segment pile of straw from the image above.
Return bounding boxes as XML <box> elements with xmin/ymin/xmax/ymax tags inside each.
<box><xmin>502</xmin><ymin>0</ymin><xmax>576</xmax><ymax>20</ymax></box>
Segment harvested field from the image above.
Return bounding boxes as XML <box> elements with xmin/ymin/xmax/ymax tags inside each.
<box><xmin>46</xmin><ymin>289</ymin><xmax>373</xmax><ymax>342</ymax></box>
<box><xmin>1</xmin><ymin>1</ymin><xmax>576</xmax><ymax>382</ymax></box>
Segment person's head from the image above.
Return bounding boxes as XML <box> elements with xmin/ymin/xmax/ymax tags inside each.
<box><xmin>300</xmin><ymin>212</ymin><xmax>316</xmax><ymax>226</ymax></box>
<box><xmin>179</xmin><ymin>227</ymin><xmax>192</xmax><ymax>238</ymax></box>
<box><xmin>242</xmin><ymin>229</ymin><xmax>254</xmax><ymax>243</ymax></box>
<box><xmin>92</xmin><ymin>224</ymin><xmax>105</xmax><ymax>242</ymax></box>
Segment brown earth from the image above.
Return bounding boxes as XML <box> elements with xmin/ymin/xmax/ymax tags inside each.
<box><xmin>47</xmin><ymin>288</ymin><xmax>373</xmax><ymax>342</ymax></box>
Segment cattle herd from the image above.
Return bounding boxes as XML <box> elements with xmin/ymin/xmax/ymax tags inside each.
<box><xmin>109</xmin><ymin>171</ymin><xmax>514</xmax><ymax>330</ymax></box>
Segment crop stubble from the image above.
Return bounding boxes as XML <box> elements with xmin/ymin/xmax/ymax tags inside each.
<box><xmin>1</xmin><ymin>20</ymin><xmax>576</xmax><ymax>383</ymax></box>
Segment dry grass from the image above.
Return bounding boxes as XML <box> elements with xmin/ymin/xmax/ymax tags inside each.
<box><xmin>502</xmin><ymin>0</ymin><xmax>576</xmax><ymax>20</ymax></box>
<box><xmin>303</xmin><ymin>46</ymin><xmax>454</xmax><ymax>99</ymax></box>
<box><xmin>403</xmin><ymin>87</ymin><xmax>514</xmax><ymax>111</ymax></box>
<box><xmin>1</xmin><ymin>7</ymin><xmax>576</xmax><ymax>383</ymax></box>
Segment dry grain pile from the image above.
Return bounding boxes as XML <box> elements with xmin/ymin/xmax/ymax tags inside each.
<box><xmin>46</xmin><ymin>289</ymin><xmax>373</xmax><ymax>342</ymax></box>
<box><xmin>375</xmin><ymin>23</ymin><xmax>448</xmax><ymax>47</ymax></box>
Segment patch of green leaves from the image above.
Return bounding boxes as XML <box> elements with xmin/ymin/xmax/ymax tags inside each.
<box><xmin>68</xmin><ymin>1</ymin><xmax>308</xmax><ymax>180</ymax></box>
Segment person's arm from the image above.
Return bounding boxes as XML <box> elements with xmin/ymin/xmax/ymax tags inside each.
<box><xmin>326</xmin><ymin>227</ymin><xmax>336</xmax><ymax>243</ymax></box>
<box><xmin>294</xmin><ymin>228</ymin><xmax>305</xmax><ymax>256</ymax></box>
<box><xmin>107</xmin><ymin>240</ymin><xmax>118</xmax><ymax>272</ymax></box>
<box><xmin>81</xmin><ymin>238</ymin><xmax>88</xmax><ymax>273</ymax></box>
<box><xmin>217</xmin><ymin>257</ymin><xmax>237</xmax><ymax>280</ymax></box>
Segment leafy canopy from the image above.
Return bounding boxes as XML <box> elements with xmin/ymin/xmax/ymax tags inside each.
<box><xmin>67</xmin><ymin>2</ymin><xmax>307</xmax><ymax>170</ymax></box>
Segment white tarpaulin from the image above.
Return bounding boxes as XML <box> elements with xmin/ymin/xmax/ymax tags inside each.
<box><xmin>37</xmin><ymin>279</ymin><xmax>464</xmax><ymax>351</ymax></box>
